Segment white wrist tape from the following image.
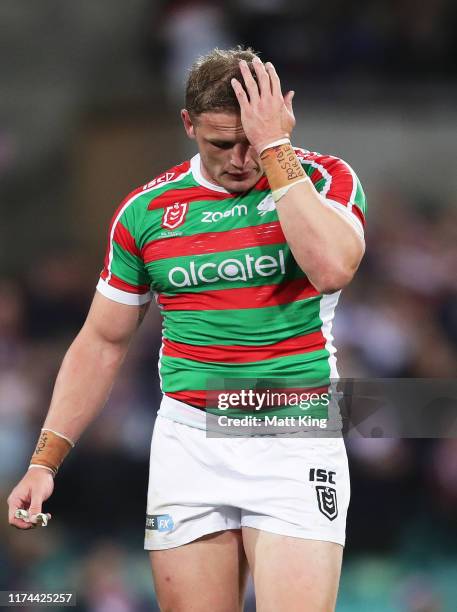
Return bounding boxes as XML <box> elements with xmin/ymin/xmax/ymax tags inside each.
<box><xmin>272</xmin><ymin>177</ymin><xmax>311</xmax><ymax>202</ymax></box>
<box><xmin>42</xmin><ymin>428</ymin><xmax>75</xmax><ymax>448</ymax></box>
<box><xmin>258</xmin><ymin>138</ymin><xmax>291</xmax><ymax>155</ymax></box>
<box><xmin>28</xmin><ymin>464</ymin><xmax>56</xmax><ymax>476</ymax></box>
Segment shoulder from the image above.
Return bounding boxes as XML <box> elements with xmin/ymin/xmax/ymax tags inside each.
<box><xmin>294</xmin><ymin>147</ymin><xmax>360</xmax><ymax>178</ymax></box>
<box><xmin>293</xmin><ymin>146</ymin><xmax>366</xmax><ymax>201</ymax></box>
<box><xmin>142</xmin><ymin>159</ymin><xmax>192</xmax><ymax>193</ymax></box>
<box><xmin>110</xmin><ymin>159</ymin><xmax>192</xmax><ymax>223</ymax></box>
<box><xmin>293</xmin><ymin>146</ymin><xmax>367</xmax><ymax>232</ymax></box>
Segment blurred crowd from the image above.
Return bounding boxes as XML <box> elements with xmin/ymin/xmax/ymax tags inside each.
<box><xmin>1</xmin><ymin>1</ymin><xmax>457</xmax><ymax>610</ymax></box>
<box><xmin>153</xmin><ymin>0</ymin><xmax>457</xmax><ymax>99</ymax></box>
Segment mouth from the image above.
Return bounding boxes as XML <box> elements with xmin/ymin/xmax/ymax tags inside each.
<box><xmin>226</xmin><ymin>171</ymin><xmax>251</xmax><ymax>180</ymax></box>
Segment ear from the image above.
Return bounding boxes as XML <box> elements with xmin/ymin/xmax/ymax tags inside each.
<box><xmin>181</xmin><ymin>109</ymin><xmax>196</xmax><ymax>139</ymax></box>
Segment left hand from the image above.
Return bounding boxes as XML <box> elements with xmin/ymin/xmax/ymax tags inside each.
<box><xmin>231</xmin><ymin>58</ymin><xmax>296</xmax><ymax>154</ymax></box>
<box><xmin>7</xmin><ymin>468</ymin><xmax>54</xmax><ymax>530</ymax></box>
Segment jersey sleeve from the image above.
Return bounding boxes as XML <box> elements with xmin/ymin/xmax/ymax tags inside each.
<box><xmin>296</xmin><ymin>149</ymin><xmax>367</xmax><ymax>239</ymax></box>
<box><xmin>96</xmin><ymin>188</ymin><xmax>152</xmax><ymax>305</ymax></box>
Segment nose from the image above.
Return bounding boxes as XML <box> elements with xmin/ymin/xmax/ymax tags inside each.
<box><xmin>230</xmin><ymin>143</ymin><xmax>252</xmax><ymax>169</ymax></box>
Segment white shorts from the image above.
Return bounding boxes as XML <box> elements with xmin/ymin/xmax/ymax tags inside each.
<box><xmin>144</xmin><ymin>397</ymin><xmax>350</xmax><ymax>550</ymax></box>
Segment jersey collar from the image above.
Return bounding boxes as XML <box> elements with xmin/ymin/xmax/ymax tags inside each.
<box><xmin>191</xmin><ymin>154</ymin><xmax>230</xmax><ymax>193</ymax></box>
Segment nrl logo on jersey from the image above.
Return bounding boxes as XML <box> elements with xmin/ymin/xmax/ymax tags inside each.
<box><xmin>257</xmin><ymin>194</ymin><xmax>276</xmax><ymax>216</ymax></box>
<box><xmin>162</xmin><ymin>203</ymin><xmax>189</xmax><ymax>230</ymax></box>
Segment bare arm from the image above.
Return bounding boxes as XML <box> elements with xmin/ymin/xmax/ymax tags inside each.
<box><xmin>7</xmin><ymin>291</ymin><xmax>150</xmax><ymax>529</ymax></box>
<box><xmin>231</xmin><ymin>58</ymin><xmax>365</xmax><ymax>293</ymax></box>
<box><xmin>43</xmin><ymin>291</ymin><xmax>149</xmax><ymax>441</ymax></box>
<box><xmin>274</xmin><ymin>179</ymin><xmax>364</xmax><ymax>293</ymax></box>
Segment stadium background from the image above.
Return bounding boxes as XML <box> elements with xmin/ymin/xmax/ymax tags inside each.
<box><xmin>1</xmin><ymin>1</ymin><xmax>456</xmax><ymax>610</ymax></box>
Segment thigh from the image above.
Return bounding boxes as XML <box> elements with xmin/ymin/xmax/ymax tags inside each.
<box><xmin>145</xmin><ymin>416</ymin><xmax>242</xmax><ymax>550</ymax></box>
<box><xmin>240</xmin><ymin>437</ymin><xmax>350</xmax><ymax>548</ymax></box>
<box><xmin>242</xmin><ymin>527</ymin><xmax>343</xmax><ymax>612</ymax></box>
<box><xmin>150</xmin><ymin>529</ymin><xmax>249</xmax><ymax>612</ymax></box>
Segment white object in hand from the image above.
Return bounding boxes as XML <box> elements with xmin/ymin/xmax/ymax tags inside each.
<box><xmin>15</xmin><ymin>509</ymin><xmax>51</xmax><ymax>526</ymax></box>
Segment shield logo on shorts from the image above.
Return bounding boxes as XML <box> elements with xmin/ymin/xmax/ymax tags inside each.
<box><xmin>162</xmin><ymin>202</ymin><xmax>189</xmax><ymax>229</ymax></box>
<box><xmin>316</xmin><ymin>486</ymin><xmax>338</xmax><ymax>521</ymax></box>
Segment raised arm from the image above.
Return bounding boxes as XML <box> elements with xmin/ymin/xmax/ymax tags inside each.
<box><xmin>7</xmin><ymin>291</ymin><xmax>149</xmax><ymax>529</ymax></box>
<box><xmin>231</xmin><ymin>58</ymin><xmax>365</xmax><ymax>294</ymax></box>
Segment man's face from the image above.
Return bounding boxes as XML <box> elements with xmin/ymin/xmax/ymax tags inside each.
<box><xmin>181</xmin><ymin>110</ymin><xmax>262</xmax><ymax>193</ymax></box>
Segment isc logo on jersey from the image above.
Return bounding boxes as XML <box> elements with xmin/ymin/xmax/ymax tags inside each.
<box><xmin>144</xmin><ymin>172</ymin><xmax>176</xmax><ymax>189</ymax></box>
<box><xmin>169</xmin><ymin>249</ymin><xmax>286</xmax><ymax>287</ymax></box>
<box><xmin>202</xmin><ymin>204</ymin><xmax>247</xmax><ymax>223</ymax></box>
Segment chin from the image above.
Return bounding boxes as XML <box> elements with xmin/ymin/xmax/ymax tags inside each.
<box><xmin>223</xmin><ymin>175</ymin><xmax>259</xmax><ymax>193</ymax></box>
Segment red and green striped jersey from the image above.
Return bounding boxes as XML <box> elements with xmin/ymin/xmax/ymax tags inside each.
<box><xmin>97</xmin><ymin>148</ymin><xmax>366</xmax><ymax>416</ymax></box>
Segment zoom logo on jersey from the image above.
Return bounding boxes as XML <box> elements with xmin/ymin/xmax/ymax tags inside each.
<box><xmin>201</xmin><ymin>204</ymin><xmax>247</xmax><ymax>223</ymax></box>
<box><xmin>169</xmin><ymin>250</ymin><xmax>286</xmax><ymax>288</ymax></box>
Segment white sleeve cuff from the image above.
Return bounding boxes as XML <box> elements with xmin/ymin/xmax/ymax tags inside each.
<box><xmin>324</xmin><ymin>199</ymin><xmax>365</xmax><ymax>240</ymax></box>
<box><xmin>96</xmin><ymin>278</ymin><xmax>152</xmax><ymax>305</ymax></box>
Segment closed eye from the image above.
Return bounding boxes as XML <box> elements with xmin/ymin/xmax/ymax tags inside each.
<box><xmin>209</xmin><ymin>141</ymin><xmax>234</xmax><ymax>150</ymax></box>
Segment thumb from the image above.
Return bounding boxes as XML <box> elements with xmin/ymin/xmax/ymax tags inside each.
<box><xmin>28</xmin><ymin>492</ymin><xmax>44</xmax><ymax>522</ymax></box>
<box><xmin>284</xmin><ymin>90</ymin><xmax>295</xmax><ymax>114</ymax></box>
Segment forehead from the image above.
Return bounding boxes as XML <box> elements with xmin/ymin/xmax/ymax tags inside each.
<box><xmin>194</xmin><ymin>111</ymin><xmax>245</xmax><ymax>139</ymax></box>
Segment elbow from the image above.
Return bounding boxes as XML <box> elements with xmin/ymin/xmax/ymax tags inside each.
<box><xmin>302</xmin><ymin>241</ymin><xmax>365</xmax><ymax>294</ymax></box>
<box><xmin>311</xmin><ymin>265</ymin><xmax>357</xmax><ymax>294</ymax></box>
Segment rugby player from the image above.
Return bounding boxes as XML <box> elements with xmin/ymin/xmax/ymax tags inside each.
<box><xmin>8</xmin><ymin>47</ymin><xmax>366</xmax><ymax>611</ymax></box>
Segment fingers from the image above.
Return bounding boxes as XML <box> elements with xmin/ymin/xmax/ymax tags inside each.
<box><xmin>14</xmin><ymin>509</ymin><xmax>35</xmax><ymax>529</ymax></box>
<box><xmin>238</xmin><ymin>59</ymin><xmax>259</xmax><ymax>102</ymax></box>
<box><xmin>8</xmin><ymin>489</ymin><xmax>48</xmax><ymax>530</ymax></box>
<box><xmin>284</xmin><ymin>90</ymin><xmax>295</xmax><ymax>115</ymax></box>
<box><xmin>265</xmin><ymin>61</ymin><xmax>282</xmax><ymax>97</ymax></box>
<box><xmin>13</xmin><ymin>509</ymin><xmax>51</xmax><ymax>528</ymax></box>
<box><xmin>29</xmin><ymin>491</ymin><xmax>43</xmax><ymax>518</ymax></box>
<box><xmin>236</xmin><ymin>58</ymin><xmax>283</xmax><ymax>103</ymax></box>
<box><xmin>251</xmin><ymin>57</ymin><xmax>271</xmax><ymax>97</ymax></box>
<box><xmin>232</xmin><ymin>58</ymin><xmax>294</xmax><ymax>147</ymax></box>
<box><xmin>231</xmin><ymin>77</ymin><xmax>249</xmax><ymax>111</ymax></box>
<box><xmin>8</xmin><ymin>498</ymin><xmax>34</xmax><ymax>530</ymax></box>
<box><xmin>27</xmin><ymin>491</ymin><xmax>50</xmax><ymax>526</ymax></box>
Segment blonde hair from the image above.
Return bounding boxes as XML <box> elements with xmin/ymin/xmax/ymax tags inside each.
<box><xmin>185</xmin><ymin>46</ymin><xmax>260</xmax><ymax>117</ymax></box>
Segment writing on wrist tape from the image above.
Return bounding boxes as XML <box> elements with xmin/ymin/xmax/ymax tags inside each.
<box><xmin>260</xmin><ymin>142</ymin><xmax>309</xmax><ymax>202</ymax></box>
<box><xmin>29</xmin><ymin>428</ymin><xmax>75</xmax><ymax>476</ymax></box>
